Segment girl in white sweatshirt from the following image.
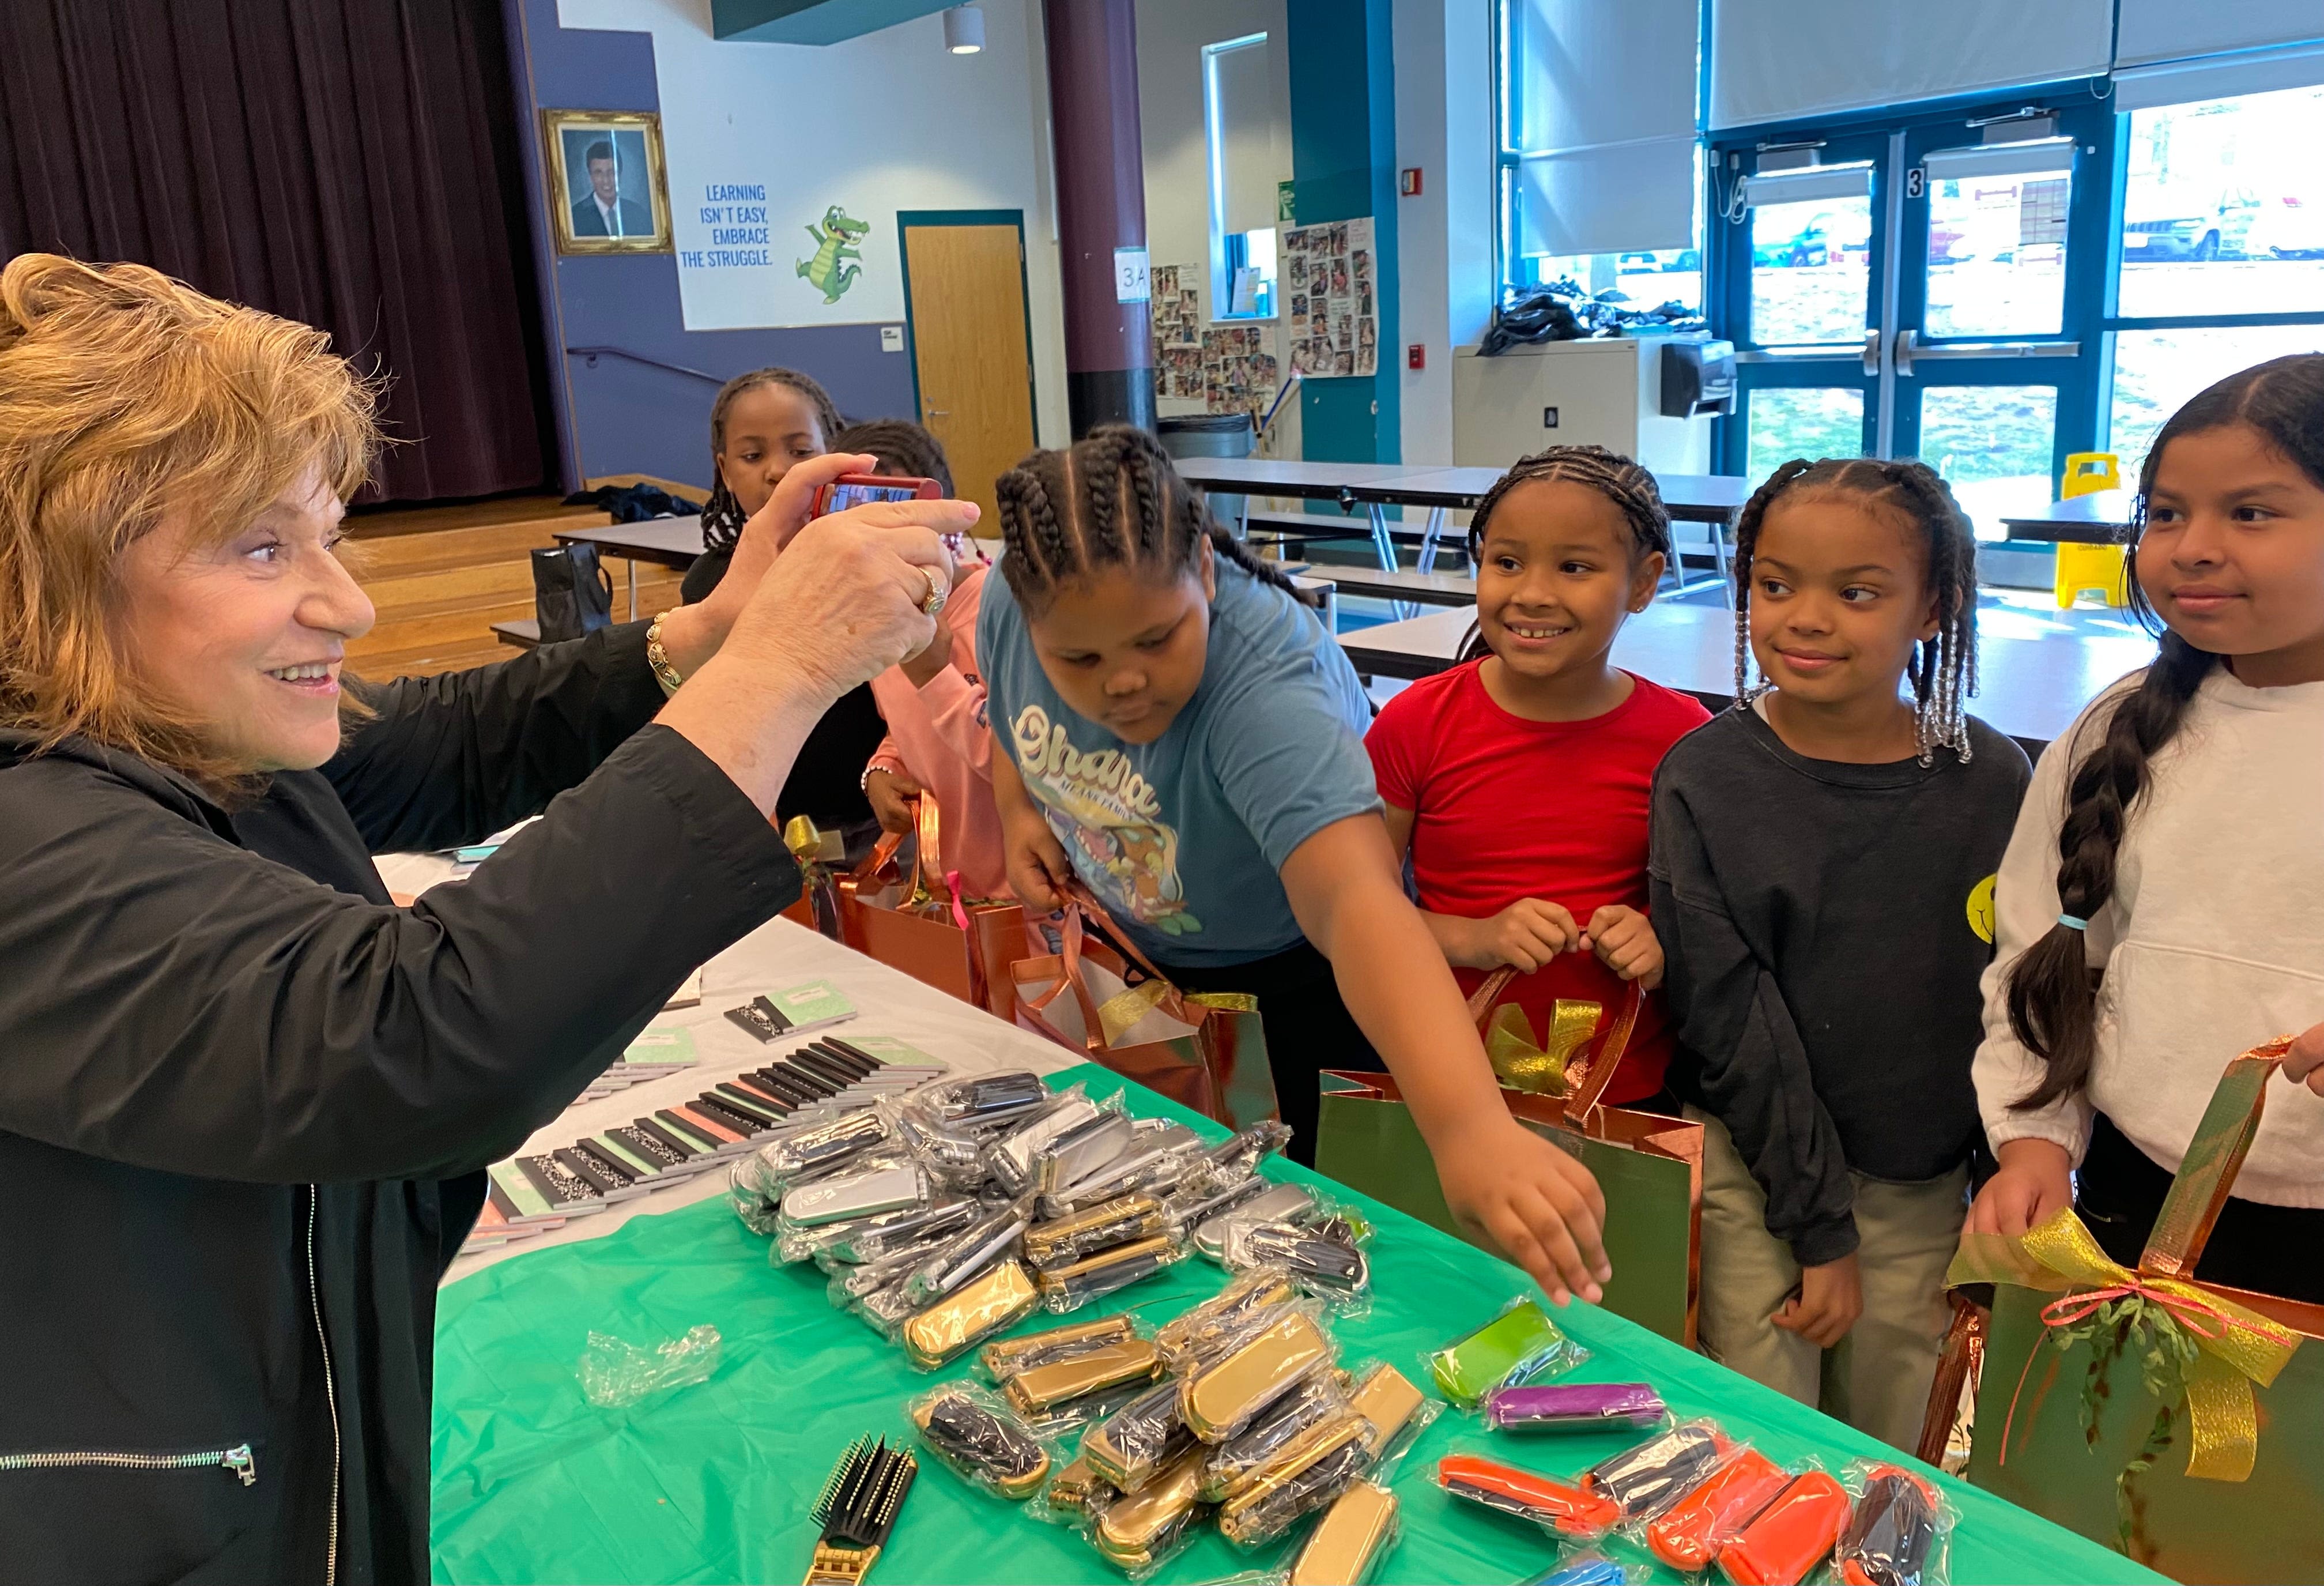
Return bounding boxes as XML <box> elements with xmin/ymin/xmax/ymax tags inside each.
<box><xmin>1970</xmin><ymin>353</ymin><xmax>2324</xmax><ymax>1304</ymax></box>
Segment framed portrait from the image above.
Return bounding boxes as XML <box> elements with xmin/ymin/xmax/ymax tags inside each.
<box><xmin>542</xmin><ymin>110</ymin><xmax>671</xmax><ymax>254</ymax></box>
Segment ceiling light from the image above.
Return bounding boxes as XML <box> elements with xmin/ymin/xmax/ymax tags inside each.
<box><xmin>943</xmin><ymin>5</ymin><xmax>983</xmax><ymax>54</ymax></box>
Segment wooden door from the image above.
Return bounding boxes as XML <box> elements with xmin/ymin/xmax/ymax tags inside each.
<box><xmin>900</xmin><ymin>215</ymin><xmax>1036</xmax><ymax>528</ymax></box>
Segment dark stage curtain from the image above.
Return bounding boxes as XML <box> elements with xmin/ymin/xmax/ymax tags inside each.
<box><xmin>0</xmin><ymin>0</ymin><xmax>556</xmax><ymax>504</ymax></box>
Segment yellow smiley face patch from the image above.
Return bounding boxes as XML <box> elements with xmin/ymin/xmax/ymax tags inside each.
<box><xmin>1966</xmin><ymin>873</ymin><xmax>1998</xmax><ymax>944</ymax></box>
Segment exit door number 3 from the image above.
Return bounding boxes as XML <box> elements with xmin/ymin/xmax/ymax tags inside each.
<box><xmin>1114</xmin><ymin>247</ymin><xmax>1152</xmax><ymax>304</ymax></box>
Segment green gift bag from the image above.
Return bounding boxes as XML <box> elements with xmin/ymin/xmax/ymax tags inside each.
<box><xmin>1314</xmin><ymin>970</ymin><xmax>1702</xmax><ymax>1346</ymax></box>
<box><xmin>1950</xmin><ymin>1040</ymin><xmax>2324</xmax><ymax>1583</ymax></box>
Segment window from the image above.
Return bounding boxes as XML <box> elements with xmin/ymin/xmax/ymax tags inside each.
<box><xmin>2105</xmin><ymin>84</ymin><xmax>2324</xmax><ymax>465</ymax></box>
<box><xmin>1205</xmin><ymin>33</ymin><xmax>1278</xmax><ymax>321</ymax></box>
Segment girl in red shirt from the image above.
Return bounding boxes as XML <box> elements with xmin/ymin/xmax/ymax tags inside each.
<box><xmin>1367</xmin><ymin>446</ymin><xmax>1708</xmax><ymax>1105</ymax></box>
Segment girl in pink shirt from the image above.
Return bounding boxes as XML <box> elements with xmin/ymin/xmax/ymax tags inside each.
<box><xmin>845</xmin><ymin>421</ymin><xmax>1012</xmax><ymax>898</ymax></box>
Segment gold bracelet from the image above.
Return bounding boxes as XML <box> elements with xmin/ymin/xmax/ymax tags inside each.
<box><xmin>645</xmin><ymin>610</ymin><xmax>684</xmax><ymax>695</ymax></box>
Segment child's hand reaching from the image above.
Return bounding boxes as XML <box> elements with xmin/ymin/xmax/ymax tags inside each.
<box><xmin>1581</xmin><ymin>905</ymin><xmax>1664</xmax><ymax>989</ymax></box>
<box><xmin>1000</xmin><ymin>804</ymin><xmax>1074</xmax><ymax>911</ymax></box>
<box><xmin>1771</xmin><ymin>1253</ymin><xmax>1862</xmax><ymax>1348</ymax></box>
<box><xmin>898</xmin><ymin>615</ymin><xmax>954</xmax><ymax>687</ymax></box>
<box><xmin>863</xmin><ymin>767</ymin><xmax>922</xmax><ymax>835</ymax></box>
<box><xmin>1433</xmin><ymin>1114</ymin><xmax>1612</xmax><ymax>1306</ymax></box>
<box><xmin>1463</xmin><ymin>898</ymin><xmax>1580</xmax><ymax>972</ymax></box>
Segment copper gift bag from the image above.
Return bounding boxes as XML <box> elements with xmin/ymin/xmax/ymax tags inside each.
<box><xmin>1946</xmin><ymin>1039</ymin><xmax>2322</xmax><ymax>1582</ymax></box>
<box><xmin>837</xmin><ymin>794</ymin><xmax>1030</xmax><ymax>1021</ymax></box>
<box><xmin>1314</xmin><ymin>967</ymin><xmax>1704</xmax><ymax>1346</ymax></box>
<box><xmin>1010</xmin><ymin>891</ymin><xmax>1278</xmax><ymax>1131</ymax></box>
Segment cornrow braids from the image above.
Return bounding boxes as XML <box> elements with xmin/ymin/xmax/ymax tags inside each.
<box><xmin>700</xmin><ymin>366</ymin><xmax>846</xmax><ymax>549</ymax></box>
<box><xmin>1456</xmin><ymin>443</ymin><xmax>1672</xmax><ymax>662</ymax></box>
<box><xmin>833</xmin><ymin>417</ymin><xmax>953</xmax><ymax>495</ymax></box>
<box><xmin>1727</xmin><ymin>456</ymin><xmax>1980</xmax><ymax>766</ymax></box>
<box><xmin>994</xmin><ymin>424</ymin><xmax>1304</xmax><ymax>612</ymax></box>
<box><xmin>2005</xmin><ymin>352</ymin><xmax>2324</xmax><ymax>1111</ymax></box>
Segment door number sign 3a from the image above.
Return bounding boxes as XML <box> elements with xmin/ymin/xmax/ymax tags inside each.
<box><xmin>1114</xmin><ymin>247</ymin><xmax>1152</xmax><ymax>304</ymax></box>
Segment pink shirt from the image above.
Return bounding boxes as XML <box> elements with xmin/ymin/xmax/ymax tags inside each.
<box><xmin>866</xmin><ymin>564</ymin><xmax>1012</xmax><ymax>899</ymax></box>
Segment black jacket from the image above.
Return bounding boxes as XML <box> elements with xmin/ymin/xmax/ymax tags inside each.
<box><xmin>1650</xmin><ymin>708</ymin><xmax>2029</xmax><ymax>1266</ymax></box>
<box><xmin>0</xmin><ymin>623</ymin><xmax>800</xmax><ymax>1585</ymax></box>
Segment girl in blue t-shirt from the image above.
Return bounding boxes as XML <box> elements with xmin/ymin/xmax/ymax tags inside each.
<box><xmin>979</xmin><ymin>425</ymin><xmax>1612</xmax><ymax>1306</ymax></box>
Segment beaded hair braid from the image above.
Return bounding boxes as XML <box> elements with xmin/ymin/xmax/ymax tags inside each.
<box><xmin>700</xmin><ymin>366</ymin><xmax>845</xmax><ymax>551</ymax></box>
<box><xmin>1729</xmin><ymin>457</ymin><xmax>1979</xmax><ymax>766</ymax></box>
<box><xmin>1456</xmin><ymin>444</ymin><xmax>1673</xmax><ymax>662</ymax></box>
<box><xmin>993</xmin><ymin>424</ymin><xmax>1303</xmax><ymax>611</ymax></box>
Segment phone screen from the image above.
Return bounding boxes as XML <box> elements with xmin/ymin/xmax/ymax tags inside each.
<box><xmin>824</xmin><ymin>481</ymin><xmax>923</xmax><ymax>511</ymax></box>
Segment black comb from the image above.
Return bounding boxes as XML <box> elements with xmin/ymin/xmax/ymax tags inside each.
<box><xmin>813</xmin><ymin>1434</ymin><xmax>917</xmax><ymax>1549</ymax></box>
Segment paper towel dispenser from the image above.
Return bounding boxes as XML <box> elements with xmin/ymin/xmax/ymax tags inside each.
<box><xmin>1659</xmin><ymin>339</ymin><xmax>1736</xmax><ymax>419</ymax></box>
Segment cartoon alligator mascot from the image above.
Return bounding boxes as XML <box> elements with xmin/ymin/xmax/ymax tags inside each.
<box><xmin>797</xmin><ymin>205</ymin><xmax>869</xmax><ymax>304</ymax></box>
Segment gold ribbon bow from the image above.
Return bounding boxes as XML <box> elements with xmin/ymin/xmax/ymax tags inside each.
<box><xmin>782</xmin><ymin>815</ymin><xmax>844</xmax><ymax>872</ymax></box>
<box><xmin>1483</xmin><ymin>999</ymin><xmax>1602</xmax><ymax>1097</ymax></box>
<box><xmin>1949</xmin><ymin>1208</ymin><xmax>2302</xmax><ymax>1481</ymax></box>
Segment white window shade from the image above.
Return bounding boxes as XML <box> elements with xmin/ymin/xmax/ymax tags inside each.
<box><xmin>1921</xmin><ymin>138</ymin><xmax>2078</xmax><ymax>181</ymax></box>
<box><xmin>1208</xmin><ymin>37</ymin><xmax>1279</xmax><ymax>238</ymax></box>
<box><xmin>1708</xmin><ymin>0</ymin><xmax>2112</xmax><ymax>131</ymax></box>
<box><xmin>2114</xmin><ymin>40</ymin><xmax>2324</xmax><ymax>111</ymax></box>
<box><xmin>1738</xmin><ymin>162</ymin><xmax>1873</xmax><ymax>208</ymax></box>
<box><xmin>2115</xmin><ymin>0</ymin><xmax>2324</xmax><ymax>69</ymax></box>
<box><xmin>1509</xmin><ymin>0</ymin><xmax>1697</xmax><ymax>258</ymax></box>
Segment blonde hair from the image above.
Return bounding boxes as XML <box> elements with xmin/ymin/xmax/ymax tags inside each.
<box><xmin>0</xmin><ymin>255</ymin><xmax>380</xmax><ymax>775</ymax></box>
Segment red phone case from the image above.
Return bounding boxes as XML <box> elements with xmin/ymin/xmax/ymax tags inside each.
<box><xmin>812</xmin><ymin>473</ymin><xmax>943</xmax><ymax>515</ymax></box>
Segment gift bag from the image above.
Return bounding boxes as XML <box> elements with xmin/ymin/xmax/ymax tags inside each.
<box><xmin>1950</xmin><ymin>1040</ymin><xmax>2322</xmax><ymax>1583</ymax></box>
<box><xmin>1313</xmin><ymin>967</ymin><xmax>1703</xmax><ymax>1346</ymax></box>
<box><xmin>778</xmin><ymin>816</ymin><xmax>846</xmax><ymax>940</ymax></box>
<box><xmin>838</xmin><ymin>793</ymin><xmax>1029</xmax><ymax>1021</ymax></box>
<box><xmin>1011</xmin><ymin>892</ymin><xmax>1278</xmax><ymax>1131</ymax></box>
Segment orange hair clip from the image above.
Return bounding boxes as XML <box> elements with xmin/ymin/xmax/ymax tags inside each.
<box><xmin>1436</xmin><ymin>1454</ymin><xmax>1623</xmax><ymax>1538</ymax></box>
<box><xmin>1716</xmin><ymin>1470</ymin><xmax>1850</xmax><ymax>1586</ymax></box>
<box><xmin>1647</xmin><ymin>1448</ymin><xmax>1787</xmax><ymax>1573</ymax></box>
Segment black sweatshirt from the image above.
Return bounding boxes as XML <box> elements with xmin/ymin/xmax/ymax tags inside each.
<box><xmin>1648</xmin><ymin>707</ymin><xmax>2030</xmax><ymax>1266</ymax></box>
<box><xmin>0</xmin><ymin>622</ymin><xmax>800</xmax><ymax>1585</ymax></box>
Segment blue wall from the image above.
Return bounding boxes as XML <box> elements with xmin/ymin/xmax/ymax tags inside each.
<box><xmin>505</xmin><ymin>0</ymin><xmax>915</xmax><ymax>490</ymax></box>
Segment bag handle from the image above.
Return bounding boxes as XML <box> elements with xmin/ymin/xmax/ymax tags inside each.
<box><xmin>1059</xmin><ymin>881</ymin><xmax>1178</xmax><ymax>990</ymax></box>
<box><xmin>2140</xmin><ymin>1037</ymin><xmax>2294</xmax><ymax>1280</ymax></box>
<box><xmin>1466</xmin><ymin>965</ymin><xmax>1644</xmax><ymax>1128</ymax></box>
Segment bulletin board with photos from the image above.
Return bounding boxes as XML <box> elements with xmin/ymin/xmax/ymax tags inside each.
<box><xmin>1151</xmin><ymin>262</ymin><xmax>1281</xmax><ymax>419</ymax></box>
<box><xmin>1284</xmin><ymin>216</ymin><xmax>1378</xmax><ymax>378</ymax></box>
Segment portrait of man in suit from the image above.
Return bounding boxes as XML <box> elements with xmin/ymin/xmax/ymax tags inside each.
<box><xmin>545</xmin><ymin>115</ymin><xmax>668</xmax><ymax>253</ymax></box>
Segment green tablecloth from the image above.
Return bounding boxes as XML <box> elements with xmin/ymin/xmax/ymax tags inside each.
<box><xmin>432</xmin><ymin>1066</ymin><xmax>2160</xmax><ymax>1584</ymax></box>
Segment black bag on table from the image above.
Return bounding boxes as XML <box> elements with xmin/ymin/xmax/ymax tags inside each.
<box><xmin>531</xmin><ymin>542</ymin><xmax>614</xmax><ymax>642</ymax></box>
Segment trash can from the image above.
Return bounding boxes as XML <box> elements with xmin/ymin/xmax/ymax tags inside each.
<box><xmin>1158</xmin><ymin>414</ymin><xmax>1254</xmax><ymax>533</ymax></box>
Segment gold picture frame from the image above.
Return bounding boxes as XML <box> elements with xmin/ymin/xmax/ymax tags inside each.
<box><xmin>541</xmin><ymin>110</ymin><xmax>671</xmax><ymax>254</ymax></box>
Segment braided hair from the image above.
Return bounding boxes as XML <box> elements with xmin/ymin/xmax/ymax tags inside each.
<box><xmin>1455</xmin><ymin>444</ymin><xmax>1672</xmax><ymax>662</ymax></box>
<box><xmin>1729</xmin><ymin>457</ymin><xmax>1979</xmax><ymax>766</ymax></box>
<box><xmin>2005</xmin><ymin>353</ymin><xmax>2324</xmax><ymax>1112</ymax></box>
<box><xmin>700</xmin><ymin>366</ymin><xmax>844</xmax><ymax>550</ymax></box>
<box><xmin>833</xmin><ymin>417</ymin><xmax>953</xmax><ymax>495</ymax></box>
<box><xmin>993</xmin><ymin>424</ymin><xmax>1303</xmax><ymax>613</ymax></box>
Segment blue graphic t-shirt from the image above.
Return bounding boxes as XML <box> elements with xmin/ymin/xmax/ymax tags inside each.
<box><xmin>979</xmin><ymin>560</ymin><xmax>1380</xmax><ymax>967</ymax></box>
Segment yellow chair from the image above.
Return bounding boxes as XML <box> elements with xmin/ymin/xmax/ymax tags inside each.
<box><xmin>2054</xmin><ymin>451</ymin><xmax>2129</xmax><ymax>609</ymax></box>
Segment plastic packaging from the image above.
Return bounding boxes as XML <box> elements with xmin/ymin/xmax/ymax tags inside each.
<box><xmin>1715</xmin><ymin>1467</ymin><xmax>1850</xmax><ymax>1586</ymax></box>
<box><xmin>1436</xmin><ymin>1454</ymin><xmax>1623</xmax><ymax>1540</ymax></box>
<box><xmin>1216</xmin><ymin>1410</ymin><xmax>1376</xmax><ymax>1546</ymax></box>
<box><xmin>1171</xmin><ymin>1167</ymin><xmax>1272</xmax><ymax>1244</ymax></box>
<box><xmin>980</xmin><ymin>1313</ymin><xmax>1141</xmax><ymax>1383</ymax></box>
<box><xmin>1485</xmin><ymin>1382</ymin><xmax>1667</xmax><ymax>1434</ymax></box>
<box><xmin>985</xmin><ymin>1087</ymin><xmax>1109</xmax><ymax>1192</ymax></box>
<box><xmin>1087</xmin><ymin>1444</ymin><xmax>1208</xmax><ymax>1577</ymax></box>
<box><xmin>759</xmin><ymin>1105</ymin><xmax>894</xmax><ymax>1182</ymax></box>
<box><xmin>899</xmin><ymin>1259</ymin><xmax>1040</xmax><ymax>1369</ymax></box>
<box><xmin>1038</xmin><ymin>1139</ymin><xmax>1205</xmax><ymax>1219</ymax></box>
<box><xmin>1155</xmin><ymin>1267</ymin><xmax>1299</xmax><ymax>1370</ymax></box>
<box><xmin>1193</xmin><ymin>1180</ymin><xmax>1316</xmax><ymax>1258</ymax></box>
<box><xmin>1023</xmin><ymin>1193</ymin><xmax>1172</xmax><ymax>1269</ymax></box>
<box><xmin>1220</xmin><ymin>1213</ymin><xmax>1369</xmax><ymax>1309</ymax></box>
<box><xmin>1645</xmin><ymin>1447</ymin><xmax>1789</xmax><ymax>1574</ymax></box>
<box><xmin>1035</xmin><ymin>1110</ymin><xmax>1137</xmax><ymax>1195</ymax></box>
<box><xmin>895</xmin><ymin>1106</ymin><xmax>998</xmax><ymax>1188</ymax></box>
<box><xmin>1426</xmin><ymin>1297</ymin><xmax>1590</xmax><ymax>1408</ymax></box>
<box><xmin>1201</xmin><ymin>1370</ymin><xmax>1353</xmax><ymax>1501</ymax></box>
<box><xmin>1002</xmin><ymin>1337</ymin><xmax>1166</xmax><ymax>1417</ymax></box>
<box><xmin>1043</xmin><ymin>1454</ymin><xmax>1119</xmax><ymax>1522</ymax></box>
<box><xmin>576</xmin><ymin>1324</ymin><xmax>722</xmax><ymax>1408</ymax></box>
<box><xmin>801</xmin><ymin>1196</ymin><xmax>980</xmax><ymax>1268</ymax></box>
<box><xmin>910</xmin><ymin>1383</ymin><xmax>1053</xmax><ymax>1500</ymax></box>
<box><xmin>1017</xmin><ymin>1378</ymin><xmax>1158</xmax><ymax>1444</ymax></box>
<box><xmin>1343</xmin><ymin>1362</ymin><xmax>1437</xmax><ymax>1481</ymax></box>
<box><xmin>1181</xmin><ymin>1305</ymin><xmax>1337</xmax><ymax>1444</ymax></box>
<box><xmin>1535</xmin><ymin>1547</ymin><xmax>1651</xmax><ymax>1585</ymax></box>
<box><xmin>1200</xmin><ymin>1118</ymin><xmax>1294</xmax><ymax>1178</ymax></box>
<box><xmin>1081</xmin><ymin>1377</ymin><xmax>1199</xmax><ymax>1494</ymax></box>
<box><xmin>1287</xmin><ymin>1479</ymin><xmax>1399</xmax><ymax>1586</ymax></box>
<box><xmin>1036</xmin><ymin>1233</ymin><xmax>1190</xmax><ymax>1313</ymax></box>
<box><xmin>780</xmin><ymin>1159</ymin><xmax>931</xmax><ymax>1228</ymax></box>
<box><xmin>1836</xmin><ymin>1461</ymin><xmax>1952</xmax><ymax>1586</ymax></box>
<box><xmin>900</xmin><ymin>1201</ymin><xmax>1030</xmax><ymax>1305</ymax></box>
<box><xmin>1581</xmin><ymin>1419</ymin><xmax>1738</xmax><ymax>1527</ymax></box>
<box><xmin>910</xmin><ymin>1068</ymin><xmax>1051</xmax><ymax>1129</ymax></box>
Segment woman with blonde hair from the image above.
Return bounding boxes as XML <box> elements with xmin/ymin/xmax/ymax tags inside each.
<box><xmin>0</xmin><ymin>255</ymin><xmax>970</xmax><ymax>1584</ymax></box>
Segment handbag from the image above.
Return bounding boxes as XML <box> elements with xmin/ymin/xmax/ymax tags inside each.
<box><xmin>1010</xmin><ymin>889</ymin><xmax>1278</xmax><ymax>1131</ymax></box>
<box><xmin>1945</xmin><ymin>1040</ymin><xmax>2322</xmax><ymax>1582</ymax></box>
<box><xmin>838</xmin><ymin>793</ymin><xmax>1030</xmax><ymax>1022</ymax></box>
<box><xmin>1314</xmin><ymin>967</ymin><xmax>1704</xmax><ymax>1346</ymax></box>
<box><xmin>531</xmin><ymin>541</ymin><xmax>614</xmax><ymax>642</ymax></box>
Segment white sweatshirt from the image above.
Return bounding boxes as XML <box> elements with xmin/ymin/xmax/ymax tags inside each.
<box><xmin>1975</xmin><ymin>666</ymin><xmax>2324</xmax><ymax>1207</ymax></box>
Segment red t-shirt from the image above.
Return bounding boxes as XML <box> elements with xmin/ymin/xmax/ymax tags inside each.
<box><xmin>1367</xmin><ymin>663</ymin><xmax>1711</xmax><ymax>1104</ymax></box>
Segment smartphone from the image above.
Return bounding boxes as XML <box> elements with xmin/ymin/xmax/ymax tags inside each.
<box><xmin>812</xmin><ymin>473</ymin><xmax>944</xmax><ymax>515</ymax></box>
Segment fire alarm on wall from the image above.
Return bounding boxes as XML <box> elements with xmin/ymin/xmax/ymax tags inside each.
<box><xmin>1407</xmin><ymin>343</ymin><xmax>1425</xmax><ymax>371</ymax></box>
<box><xmin>1399</xmin><ymin>167</ymin><xmax>1422</xmax><ymax>197</ymax></box>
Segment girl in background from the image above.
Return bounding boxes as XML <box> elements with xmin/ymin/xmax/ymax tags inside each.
<box><xmin>1653</xmin><ymin>458</ymin><xmax>2029</xmax><ymax>1451</ymax></box>
<box><xmin>981</xmin><ymin>425</ymin><xmax>1612</xmax><ymax>1306</ymax></box>
<box><xmin>842</xmin><ymin>420</ymin><xmax>1010</xmax><ymax>898</ymax></box>
<box><xmin>1368</xmin><ymin>446</ymin><xmax>1708</xmax><ymax>1107</ymax></box>
<box><xmin>682</xmin><ymin>367</ymin><xmax>887</xmax><ymax>844</ymax></box>
<box><xmin>1972</xmin><ymin>355</ymin><xmax>2324</xmax><ymax>1304</ymax></box>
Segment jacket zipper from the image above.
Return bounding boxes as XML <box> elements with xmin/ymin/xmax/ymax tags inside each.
<box><xmin>308</xmin><ymin>1186</ymin><xmax>342</xmax><ymax>1586</ymax></box>
<box><xmin>0</xmin><ymin>1443</ymin><xmax>256</xmax><ymax>1485</ymax></box>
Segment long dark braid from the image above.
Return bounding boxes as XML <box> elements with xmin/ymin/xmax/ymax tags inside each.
<box><xmin>1455</xmin><ymin>444</ymin><xmax>1671</xmax><ymax>662</ymax></box>
<box><xmin>699</xmin><ymin>366</ymin><xmax>844</xmax><ymax>550</ymax></box>
<box><xmin>1728</xmin><ymin>457</ymin><xmax>1979</xmax><ymax>765</ymax></box>
<box><xmin>2005</xmin><ymin>353</ymin><xmax>2324</xmax><ymax>1110</ymax></box>
<box><xmin>994</xmin><ymin>424</ymin><xmax>1304</xmax><ymax>612</ymax></box>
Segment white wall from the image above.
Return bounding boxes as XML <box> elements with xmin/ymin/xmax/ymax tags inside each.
<box><xmin>1399</xmin><ymin>0</ymin><xmax>1501</xmax><ymax>468</ymax></box>
<box><xmin>558</xmin><ymin>0</ymin><xmax>1069</xmax><ymax>444</ymax></box>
